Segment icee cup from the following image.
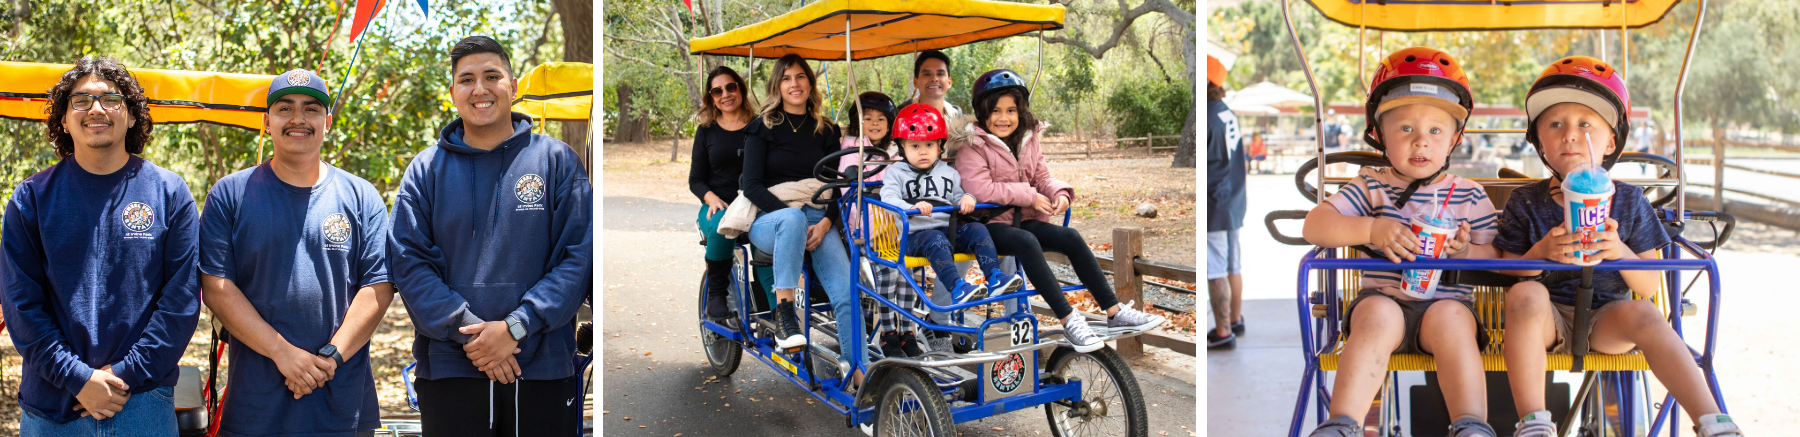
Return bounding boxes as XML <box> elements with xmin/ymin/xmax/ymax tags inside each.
<box><xmin>1399</xmin><ymin>207</ymin><xmax>1457</xmax><ymax>299</ymax></box>
<box><xmin>1562</xmin><ymin>165</ymin><xmax>1616</xmax><ymax>266</ymax></box>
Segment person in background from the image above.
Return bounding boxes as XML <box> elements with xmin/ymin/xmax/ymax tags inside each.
<box><xmin>1205</xmin><ymin>55</ymin><xmax>1247</xmax><ymax>350</ymax></box>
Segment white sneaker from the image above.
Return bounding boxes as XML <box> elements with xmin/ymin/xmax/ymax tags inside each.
<box><xmin>1106</xmin><ymin>301</ymin><xmax>1166</xmax><ymax>331</ymax></box>
<box><xmin>1063</xmin><ymin>314</ymin><xmax>1103</xmax><ymax>353</ymax></box>
<box><xmin>1696</xmin><ymin>414</ymin><xmax>1744</xmax><ymax>437</ymax></box>
<box><xmin>1514</xmin><ymin>410</ymin><xmax>1557</xmax><ymax>437</ymax></box>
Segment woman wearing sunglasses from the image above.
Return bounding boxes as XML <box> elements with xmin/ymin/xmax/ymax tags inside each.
<box><xmin>690</xmin><ymin>65</ymin><xmax>758</xmax><ymax>319</ymax></box>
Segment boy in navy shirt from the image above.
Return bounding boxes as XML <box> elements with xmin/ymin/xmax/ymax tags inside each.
<box><xmin>390</xmin><ymin>36</ymin><xmax>591</xmax><ymax>436</ymax></box>
<box><xmin>1495</xmin><ymin>56</ymin><xmax>1742</xmax><ymax>437</ymax></box>
<box><xmin>1</xmin><ymin>56</ymin><xmax>201</xmax><ymax>436</ymax></box>
<box><xmin>198</xmin><ymin>69</ymin><xmax>394</xmax><ymax>437</ymax></box>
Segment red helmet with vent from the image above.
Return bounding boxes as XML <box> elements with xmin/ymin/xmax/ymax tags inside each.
<box><xmin>894</xmin><ymin>104</ymin><xmax>946</xmax><ymax>142</ymax></box>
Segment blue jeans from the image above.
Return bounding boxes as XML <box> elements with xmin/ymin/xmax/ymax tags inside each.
<box><xmin>906</xmin><ymin>223</ymin><xmax>1002</xmax><ymax>323</ymax></box>
<box><xmin>747</xmin><ymin>207</ymin><xmax>863</xmax><ymax>368</ymax></box>
<box><xmin>22</xmin><ymin>385</ymin><xmax>176</xmax><ymax>437</ymax></box>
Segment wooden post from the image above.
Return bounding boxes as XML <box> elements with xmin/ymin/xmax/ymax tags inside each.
<box><xmin>1113</xmin><ymin>227</ymin><xmax>1145</xmax><ymax>358</ymax></box>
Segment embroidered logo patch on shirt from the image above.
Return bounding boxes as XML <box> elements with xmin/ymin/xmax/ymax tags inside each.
<box><xmin>122</xmin><ymin>202</ymin><xmax>155</xmax><ymax>234</ymax></box>
<box><xmin>322</xmin><ymin>213</ymin><xmax>353</xmax><ymax>249</ymax></box>
<box><xmin>515</xmin><ymin>174</ymin><xmax>547</xmax><ymax>211</ymax></box>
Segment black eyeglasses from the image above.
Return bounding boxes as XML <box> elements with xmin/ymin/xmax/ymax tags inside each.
<box><xmin>70</xmin><ymin>93</ymin><xmax>126</xmax><ymax>111</ymax></box>
<box><xmin>709</xmin><ymin>82</ymin><xmax>740</xmax><ymax>96</ymax></box>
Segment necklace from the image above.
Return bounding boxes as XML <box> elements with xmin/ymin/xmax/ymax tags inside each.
<box><xmin>790</xmin><ymin>114</ymin><xmax>803</xmax><ymax>133</ymax></box>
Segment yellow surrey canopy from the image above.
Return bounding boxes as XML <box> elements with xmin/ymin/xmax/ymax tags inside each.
<box><xmin>0</xmin><ymin>60</ymin><xmax>274</xmax><ymax>130</ymax></box>
<box><xmin>0</xmin><ymin>60</ymin><xmax>593</xmax><ymax>131</ymax></box>
<box><xmin>511</xmin><ymin>61</ymin><xmax>593</xmax><ymax>122</ymax></box>
<box><xmin>689</xmin><ymin>0</ymin><xmax>1065</xmax><ymax>60</ymax></box>
<box><xmin>1305</xmin><ymin>0</ymin><xmax>1685</xmax><ymax>32</ymax></box>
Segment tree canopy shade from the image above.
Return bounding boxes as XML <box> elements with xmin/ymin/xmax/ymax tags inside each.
<box><xmin>0</xmin><ymin>0</ymin><xmax>570</xmax><ymax>205</ymax></box>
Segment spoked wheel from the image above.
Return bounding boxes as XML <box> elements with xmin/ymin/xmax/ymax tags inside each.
<box><xmin>1043</xmin><ymin>346</ymin><xmax>1149</xmax><ymax>437</ymax></box>
<box><xmin>875</xmin><ymin>368</ymin><xmax>954</xmax><ymax>437</ymax></box>
<box><xmin>698</xmin><ymin>270</ymin><xmax>741</xmax><ymax>376</ymax></box>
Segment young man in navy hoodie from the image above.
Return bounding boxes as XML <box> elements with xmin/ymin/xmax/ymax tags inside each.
<box><xmin>390</xmin><ymin>36</ymin><xmax>591</xmax><ymax>436</ymax></box>
<box><xmin>198</xmin><ymin>69</ymin><xmax>394</xmax><ymax>437</ymax></box>
<box><xmin>1</xmin><ymin>57</ymin><xmax>201</xmax><ymax>436</ymax></box>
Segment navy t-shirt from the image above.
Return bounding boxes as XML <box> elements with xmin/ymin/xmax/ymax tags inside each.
<box><xmin>1207</xmin><ymin>99</ymin><xmax>1247</xmax><ymax>231</ymax></box>
<box><xmin>199</xmin><ymin>163</ymin><xmax>390</xmax><ymax>436</ymax></box>
<box><xmin>1493</xmin><ymin>178</ymin><xmax>1671</xmax><ymax>308</ymax></box>
<box><xmin>1</xmin><ymin>156</ymin><xmax>201</xmax><ymax>424</ymax></box>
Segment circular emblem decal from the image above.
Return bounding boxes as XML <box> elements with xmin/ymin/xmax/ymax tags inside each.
<box><xmin>990</xmin><ymin>353</ymin><xmax>1026</xmax><ymax>394</ymax></box>
<box><xmin>322</xmin><ymin>213</ymin><xmax>353</xmax><ymax>244</ymax></box>
<box><xmin>121</xmin><ymin>202</ymin><xmax>154</xmax><ymax>232</ymax></box>
<box><xmin>515</xmin><ymin>174</ymin><xmax>546</xmax><ymax>204</ymax></box>
<box><xmin>287</xmin><ymin>71</ymin><xmax>311</xmax><ymax>87</ymax></box>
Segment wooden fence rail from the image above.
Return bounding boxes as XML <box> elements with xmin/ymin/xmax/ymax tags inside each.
<box><xmin>1037</xmin><ymin>226</ymin><xmax>1198</xmax><ymax>358</ymax></box>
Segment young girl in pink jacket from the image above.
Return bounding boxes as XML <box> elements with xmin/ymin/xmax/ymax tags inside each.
<box><xmin>951</xmin><ymin>69</ymin><xmax>1166</xmax><ymax>352</ymax></box>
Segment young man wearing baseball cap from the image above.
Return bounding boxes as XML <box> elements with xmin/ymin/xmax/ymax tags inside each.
<box><xmin>197</xmin><ymin>68</ymin><xmax>395</xmax><ymax>437</ymax></box>
<box><xmin>390</xmin><ymin>35</ymin><xmax>591</xmax><ymax>436</ymax></box>
<box><xmin>2</xmin><ymin>56</ymin><xmax>201</xmax><ymax>436</ymax></box>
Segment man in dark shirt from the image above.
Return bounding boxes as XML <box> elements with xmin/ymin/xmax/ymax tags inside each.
<box><xmin>2</xmin><ymin>56</ymin><xmax>201</xmax><ymax>435</ymax></box>
<box><xmin>1205</xmin><ymin>55</ymin><xmax>1247</xmax><ymax>350</ymax></box>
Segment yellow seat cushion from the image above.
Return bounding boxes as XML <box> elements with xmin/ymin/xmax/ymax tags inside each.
<box><xmin>904</xmin><ymin>253</ymin><xmax>977</xmax><ymax>269</ymax></box>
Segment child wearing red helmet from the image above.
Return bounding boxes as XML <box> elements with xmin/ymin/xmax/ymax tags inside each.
<box><xmin>880</xmin><ymin>103</ymin><xmax>1024</xmax><ymax>357</ymax></box>
<box><xmin>1302</xmin><ymin>47</ymin><xmax>1501</xmax><ymax>437</ymax></box>
<box><xmin>1493</xmin><ymin>56</ymin><xmax>1743</xmax><ymax>437</ymax></box>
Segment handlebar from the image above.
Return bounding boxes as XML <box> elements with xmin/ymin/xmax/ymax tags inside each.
<box><xmin>901</xmin><ymin>202</ymin><xmax>1009</xmax><ymax>216</ymax></box>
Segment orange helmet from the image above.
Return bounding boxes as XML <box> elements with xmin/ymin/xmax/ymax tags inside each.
<box><xmin>1525</xmin><ymin>56</ymin><xmax>1631</xmax><ymax>171</ymax></box>
<box><xmin>1362</xmin><ymin>47</ymin><xmax>1474</xmax><ymax>153</ymax></box>
<box><xmin>1207</xmin><ymin>55</ymin><xmax>1227</xmax><ymax>87</ymax></box>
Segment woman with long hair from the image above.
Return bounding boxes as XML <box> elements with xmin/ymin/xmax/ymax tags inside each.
<box><xmin>739</xmin><ymin>54</ymin><xmax>865</xmax><ymax>381</ymax></box>
<box><xmin>690</xmin><ymin>65</ymin><xmax>758</xmax><ymax>319</ymax></box>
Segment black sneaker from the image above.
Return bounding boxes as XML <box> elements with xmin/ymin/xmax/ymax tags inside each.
<box><xmin>1206</xmin><ymin>329</ymin><xmax>1235</xmax><ymax>350</ymax></box>
<box><xmin>1231</xmin><ymin>318</ymin><xmax>1245</xmax><ymax>336</ymax></box>
<box><xmin>897</xmin><ymin>332</ymin><xmax>925</xmax><ymax>357</ymax></box>
<box><xmin>774</xmin><ymin>299</ymin><xmax>805</xmax><ymax>349</ymax></box>
<box><xmin>879</xmin><ymin>332</ymin><xmax>906</xmax><ymax>359</ymax></box>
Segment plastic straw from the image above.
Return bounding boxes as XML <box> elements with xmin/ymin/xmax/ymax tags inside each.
<box><xmin>1584</xmin><ymin>132</ymin><xmax>1598</xmax><ymax>169</ymax></box>
<box><xmin>1436</xmin><ymin>182</ymin><xmax>1456</xmax><ymax>221</ymax></box>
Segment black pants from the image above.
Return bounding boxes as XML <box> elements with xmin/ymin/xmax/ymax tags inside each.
<box><xmin>416</xmin><ymin>376</ymin><xmax>579</xmax><ymax>437</ymax></box>
<box><xmin>987</xmin><ymin>220</ymin><xmax>1121</xmax><ymax>318</ymax></box>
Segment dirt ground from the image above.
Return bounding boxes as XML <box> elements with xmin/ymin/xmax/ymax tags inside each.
<box><xmin>0</xmin><ymin>308</ymin><xmax>420</xmax><ymax>434</ymax></box>
<box><xmin>602</xmin><ymin>138</ymin><xmax>1198</xmax><ymax>264</ymax></box>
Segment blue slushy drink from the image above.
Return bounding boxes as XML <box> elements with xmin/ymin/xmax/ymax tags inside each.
<box><xmin>1562</xmin><ymin>165</ymin><xmax>1615</xmax><ymax>266</ymax></box>
<box><xmin>1400</xmin><ymin>205</ymin><xmax>1457</xmax><ymax>299</ymax></box>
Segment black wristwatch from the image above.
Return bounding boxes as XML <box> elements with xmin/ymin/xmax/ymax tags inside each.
<box><xmin>505</xmin><ymin>315</ymin><xmax>527</xmax><ymax>342</ymax></box>
<box><xmin>316</xmin><ymin>344</ymin><xmax>344</xmax><ymax>367</ymax></box>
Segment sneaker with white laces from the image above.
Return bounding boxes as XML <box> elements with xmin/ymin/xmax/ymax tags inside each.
<box><xmin>1695</xmin><ymin>414</ymin><xmax>1744</xmax><ymax>437</ymax></box>
<box><xmin>1448</xmin><ymin>416</ymin><xmax>1497</xmax><ymax>437</ymax></box>
<box><xmin>1514</xmin><ymin>410</ymin><xmax>1558</xmax><ymax>437</ymax></box>
<box><xmin>1106</xmin><ymin>301</ymin><xmax>1166</xmax><ymax>331</ymax></box>
<box><xmin>987</xmin><ymin>269</ymin><xmax>1023</xmax><ymax>296</ymax></box>
<box><xmin>1306</xmin><ymin>415</ymin><xmax>1360</xmax><ymax>437</ymax></box>
<box><xmin>1063</xmin><ymin>314</ymin><xmax>1104</xmax><ymax>353</ymax></box>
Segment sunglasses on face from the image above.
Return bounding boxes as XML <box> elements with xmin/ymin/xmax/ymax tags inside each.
<box><xmin>709</xmin><ymin>82</ymin><xmax>740</xmax><ymax>96</ymax></box>
<box><xmin>70</xmin><ymin>93</ymin><xmax>126</xmax><ymax>111</ymax></box>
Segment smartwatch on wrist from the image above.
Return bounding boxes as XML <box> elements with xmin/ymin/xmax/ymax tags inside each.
<box><xmin>316</xmin><ymin>344</ymin><xmax>344</xmax><ymax>367</ymax></box>
<box><xmin>505</xmin><ymin>315</ymin><xmax>527</xmax><ymax>342</ymax></box>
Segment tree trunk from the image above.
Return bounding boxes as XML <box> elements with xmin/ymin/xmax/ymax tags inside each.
<box><xmin>555</xmin><ymin>0</ymin><xmax>593</xmax><ymax>172</ymax></box>
<box><xmin>616</xmin><ymin>84</ymin><xmax>650</xmax><ymax>143</ymax></box>
<box><xmin>1172</xmin><ymin>18</ymin><xmax>1197</xmax><ymax>168</ymax></box>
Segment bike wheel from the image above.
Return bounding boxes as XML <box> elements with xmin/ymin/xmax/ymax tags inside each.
<box><xmin>875</xmin><ymin>368</ymin><xmax>954</xmax><ymax>437</ymax></box>
<box><xmin>1043</xmin><ymin>346</ymin><xmax>1149</xmax><ymax>437</ymax></box>
<box><xmin>698</xmin><ymin>270</ymin><xmax>741</xmax><ymax>376</ymax></box>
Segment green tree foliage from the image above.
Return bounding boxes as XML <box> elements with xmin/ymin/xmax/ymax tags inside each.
<box><xmin>0</xmin><ymin>0</ymin><xmax>565</xmax><ymax>204</ymax></box>
<box><xmin>1106</xmin><ymin>74</ymin><xmax>1191</xmax><ymax>139</ymax></box>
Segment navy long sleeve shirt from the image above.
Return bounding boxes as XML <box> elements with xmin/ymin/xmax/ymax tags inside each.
<box><xmin>1</xmin><ymin>156</ymin><xmax>202</xmax><ymax>424</ymax></box>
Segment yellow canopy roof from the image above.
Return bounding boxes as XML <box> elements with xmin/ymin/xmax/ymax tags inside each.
<box><xmin>0</xmin><ymin>60</ymin><xmax>274</xmax><ymax>130</ymax></box>
<box><xmin>1305</xmin><ymin>0</ymin><xmax>1684</xmax><ymax>31</ymax></box>
<box><xmin>689</xmin><ymin>0</ymin><xmax>1065</xmax><ymax>60</ymax></box>
<box><xmin>512</xmin><ymin>61</ymin><xmax>593</xmax><ymax>122</ymax></box>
